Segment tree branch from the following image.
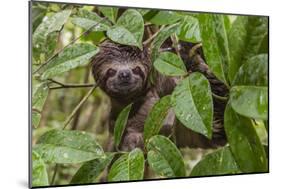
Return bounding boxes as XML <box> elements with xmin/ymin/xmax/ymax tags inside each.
<box><xmin>143</xmin><ymin>25</ymin><xmax>165</xmax><ymax>46</ymax></box>
<box><xmin>33</xmin><ymin>17</ymin><xmax>108</xmax><ymax>74</ymax></box>
<box><xmin>47</xmin><ymin>79</ymin><xmax>94</xmax><ymax>90</ymax></box>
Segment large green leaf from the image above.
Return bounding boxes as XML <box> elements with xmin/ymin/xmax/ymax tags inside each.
<box><xmin>230</xmin><ymin>54</ymin><xmax>268</xmax><ymax>120</ymax></box>
<box><xmin>107</xmin><ymin>9</ymin><xmax>144</xmax><ymax>49</ymax></box>
<box><xmin>171</xmin><ymin>72</ymin><xmax>213</xmax><ymax>138</ymax></box>
<box><xmin>32</xmin><ymin>151</ymin><xmax>49</xmax><ymax>187</ymax></box>
<box><xmin>108</xmin><ymin>148</ymin><xmax>145</xmax><ymax>181</ymax></box>
<box><xmin>98</xmin><ymin>7</ymin><xmax>118</xmax><ymax>23</ymax></box>
<box><xmin>33</xmin><ymin>10</ymin><xmax>72</xmax><ymax>63</ymax></box>
<box><xmin>71</xmin><ymin>153</ymin><xmax>114</xmax><ymax>184</ymax></box>
<box><xmin>114</xmin><ymin>104</ymin><xmax>132</xmax><ymax>148</ymax></box>
<box><xmin>153</xmin><ymin>52</ymin><xmax>187</xmax><ymax>76</ymax></box>
<box><xmin>144</xmin><ymin>95</ymin><xmax>172</xmax><ymax>143</ymax></box>
<box><xmin>177</xmin><ymin>15</ymin><xmax>201</xmax><ymax>43</ymax></box>
<box><xmin>224</xmin><ymin>104</ymin><xmax>268</xmax><ymax>172</ymax></box>
<box><xmin>40</xmin><ymin>43</ymin><xmax>99</xmax><ymax>79</ymax></box>
<box><xmin>198</xmin><ymin>14</ymin><xmax>230</xmax><ymax>85</ymax></box>
<box><xmin>148</xmin><ymin>11</ymin><xmax>182</xmax><ymax>25</ymax></box>
<box><xmin>151</xmin><ymin>23</ymin><xmax>180</xmax><ymax>61</ymax></box>
<box><xmin>228</xmin><ymin>16</ymin><xmax>268</xmax><ymax>83</ymax></box>
<box><xmin>33</xmin><ymin>129</ymin><xmax>105</xmax><ymax>164</ymax></box>
<box><xmin>230</xmin><ymin>86</ymin><xmax>268</xmax><ymax>120</ymax></box>
<box><xmin>190</xmin><ymin>146</ymin><xmax>240</xmax><ymax>176</ymax></box>
<box><xmin>71</xmin><ymin>9</ymin><xmax>111</xmax><ymax>31</ymax></box>
<box><xmin>146</xmin><ymin>135</ymin><xmax>186</xmax><ymax>177</ymax></box>
<box><xmin>32</xmin><ymin>4</ymin><xmax>47</xmax><ymax>33</ymax></box>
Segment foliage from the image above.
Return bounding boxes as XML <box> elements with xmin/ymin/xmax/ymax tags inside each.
<box><xmin>31</xmin><ymin>2</ymin><xmax>268</xmax><ymax>187</ymax></box>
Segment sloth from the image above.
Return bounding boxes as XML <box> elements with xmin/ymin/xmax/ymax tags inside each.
<box><xmin>91</xmin><ymin>40</ymin><xmax>228</xmax><ymax>151</ymax></box>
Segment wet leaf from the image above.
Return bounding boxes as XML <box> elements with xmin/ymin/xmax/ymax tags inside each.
<box><xmin>99</xmin><ymin>7</ymin><xmax>118</xmax><ymax>23</ymax></box>
<box><xmin>198</xmin><ymin>14</ymin><xmax>230</xmax><ymax>85</ymax></box>
<box><xmin>146</xmin><ymin>135</ymin><xmax>186</xmax><ymax>177</ymax></box>
<box><xmin>114</xmin><ymin>104</ymin><xmax>132</xmax><ymax>148</ymax></box>
<box><xmin>144</xmin><ymin>96</ymin><xmax>172</xmax><ymax>143</ymax></box>
<box><xmin>151</xmin><ymin>23</ymin><xmax>180</xmax><ymax>61</ymax></box>
<box><xmin>33</xmin><ymin>129</ymin><xmax>105</xmax><ymax>164</ymax></box>
<box><xmin>190</xmin><ymin>146</ymin><xmax>240</xmax><ymax>176</ymax></box>
<box><xmin>230</xmin><ymin>86</ymin><xmax>268</xmax><ymax>120</ymax></box>
<box><xmin>224</xmin><ymin>104</ymin><xmax>268</xmax><ymax>172</ymax></box>
<box><xmin>231</xmin><ymin>54</ymin><xmax>268</xmax><ymax>120</ymax></box>
<box><xmin>177</xmin><ymin>15</ymin><xmax>201</xmax><ymax>43</ymax></box>
<box><xmin>108</xmin><ymin>148</ymin><xmax>144</xmax><ymax>181</ymax></box>
<box><xmin>71</xmin><ymin>9</ymin><xmax>111</xmax><ymax>31</ymax></box>
<box><xmin>33</xmin><ymin>10</ymin><xmax>71</xmax><ymax>63</ymax></box>
<box><xmin>171</xmin><ymin>72</ymin><xmax>213</xmax><ymax>138</ymax></box>
<box><xmin>71</xmin><ymin>153</ymin><xmax>115</xmax><ymax>184</ymax></box>
<box><xmin>228</xmin><ymin>16</ymin><xmax>268</xmax><ymax>83</ymax></box>
<box><xmin>32</xmin><ymin>151</ymin><xmax>49</xmax><ymax>187</ymax></box>
<box><xmin>147</xmin><ymin>11</ymin><xmax>182</xmax><ymax>25</ymax></box>
<box><xmin>107</xmin><ymin>9</ymin><xmax>144</xmax><ymax>49</ymax></box>
<box><xmin>153</xmin><ymin>52</ymin><xmax>187</xmax><ymax>76</ymax></box>
<box><xmin>40</xmin><ymin>43</ymin><xmax>99</xmax><ymax>79</ymax></box>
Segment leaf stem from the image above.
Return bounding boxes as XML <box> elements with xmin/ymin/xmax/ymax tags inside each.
<box><xmin>212</xmin><ymin>93</ymin><xmax>228</xmax><ymax>101</ymax></box>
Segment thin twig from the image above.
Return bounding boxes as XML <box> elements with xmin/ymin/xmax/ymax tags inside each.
<box><xmin>189</xmin><ymin>43</ymin><xmax>202</xmax><ymax>58</ymax></box>
<box><xmin>63</xmin><ymin>85</ymin><xmax>98</xmax><ymax>129</ymax></box>
<box><xmin>143</xmin><ymin>25</ymin><xmax>165</xmax><ymax>46</ymax></box>
<box><xmin>47</xmin><ymin>79</ymin><xmax>94</xmax><ymax>89</ymax></box>
<box><xmin>212</xmin><ymin>93</ymin><xmax>228</xmax><ymax>101</ymax></box>
<box><xmin>171</xmin><ymin>34</ymin><xmax>181</xmax><ymax>57</ymax></box>
<box><xmin>33</xmin><ymin>17</ymin><xmax>107</xmax><ymax>74</ymax></box>
<box><xmin>50</xmin><ymin>164</ymin><xmax>59</xmax><ymax>185</ymax></box>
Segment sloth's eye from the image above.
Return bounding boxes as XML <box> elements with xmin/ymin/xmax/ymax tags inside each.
<box><xmin>106</xmin><ymin>68</ymin><xmax>117</xmax><ymax>77</ymax></box>
<box><xmin>132</xmin><ymin>66</ymin><xmax>142</xmax><ymax>75</ymax></box>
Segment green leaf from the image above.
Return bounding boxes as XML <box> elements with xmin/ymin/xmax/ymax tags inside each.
<box><xmin>153</xmin><ymin>52</ymin><xmax>187</xmax><ymax>76</ymax></box>
<box><xmin>108</xmin><ymin>148</ymin><xmax>145</xmax><ymax>181</ymax></box>
<box><xmin>228</xmin><ymin>16</ymin><xmax>268</xmax><ymax>83</ymax></box>
<box><xmin>190</xmin><ymin>146</ymin><xmax>240</xmax><ymax>176</ymax></box>
<box><xmin>198</xmin><ymin>14</ymin><xmax>230</xmax><ymax>85</ymax></box>
<box><xmin>146</xmin><ymin>135</ymin><xmax>186</xmax><ymax>177</ymax></box>
<box><xmin>177</xmin><ymin>15</ymin><xmax>201</xmax><ymax>43</ymax></box>
<box><xmin>33</xmin><ymin>129</ymin><xmax>105</xmax><ymax>164</ymax></box>
<box><xmin>171</xmin><ymin>72</ymin><xmax>213</xmax><ymax>138</ymax></box>
<box><xmin>40</xmin><ymin>43</ymin><xmax>99</xmax><ymax>79</ymax></box>
<box><xmin>33</xmin><ymin>10</ymin><xmax>72</xmax><ymax>63</ymax></box>
<box><xmin>148</xmin><ymin>11</ymin><xmax>182</xmax><ymax>25</ymax></box>
<box><xmin>32</xmin><ymin>4</ymin><xmax>47</xmax><ymax>33</ymax></box>
<box><xmin>71</xmin><ymin>9</ymin><xmax>111</xmax><ymax>31</ymax></box>
<box><xmin>99</xmin><ymin>7</ymin><xmax>118</xmax><ymax>23</ymax></box>
<box><xmin>32</xmin><ymin>111</ymin><xmax>41</xmax><ymax>128</ymax></box>
<box><xmin>230</xmin><ymin>86</ymin><xmax>268</xmax><ymax>120</ymax></box>
<box><xmin>151</xmin><ymin>23</ymin><xmax>180</xmax><ymax>61</ymax></box>
<box><xmin>107</xmin><ymin>9</ymin><xmax>144</xmax><ymax>49</ymax></box>
<box><xmin>231</xmin><ymin>54</ymin><xmax>268</xmax><ymax>120</ymax></box>
<box><xmin>32</xmin><ymin>151</ymin><xmax>49</xmax><ymax>187</ymax></box>
<box><xmin>233</xmin><ymin>54</ymin><xmax>268</xmax><ymax>86</ymax></box>
<box><xmin>114</xmin><ymin>104</ymin><xmax>132</xmax><ymax>148</ymax></box>
<box><xmin>144</xmin><ymin>96</ymin><xmax>172</xmax><ymax>143</ymax></box>
<box><xmin>224</xmin><ymin>104</ymin><xmax>268</xmax><ymax>172</ymax></box>
<box><xmin>71</xmin><ymin>153</ymin><xmax>115</xmax><ymax>184</ymax></box>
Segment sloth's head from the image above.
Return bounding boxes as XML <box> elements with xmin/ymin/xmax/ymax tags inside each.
<box><xmin>91</xmin><ymin>40</ymin><xmax>151</xmax><ymax>99</ymax></box>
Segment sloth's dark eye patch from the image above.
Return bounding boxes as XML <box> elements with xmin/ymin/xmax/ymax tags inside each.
<box><xmin>106</xmin><ymin>68</ymin><xmax>117</xmax><ymax>77</ymax></box>
<box><xmin>132</xmin><ymin>66</ymin><xmax>145</xmax><ymax>80</ymax></box>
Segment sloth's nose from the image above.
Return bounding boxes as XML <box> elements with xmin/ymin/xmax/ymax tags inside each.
<box><xmin>118</xmin><ymin>70</ymin><xmax>131</xmax><ymax>81</ymax></box>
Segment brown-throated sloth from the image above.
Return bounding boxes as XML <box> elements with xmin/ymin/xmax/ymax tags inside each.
<box><xmin>91</xmin><ymin>40</ymin><xmax>228</xmax><ymax>151</ymax></box>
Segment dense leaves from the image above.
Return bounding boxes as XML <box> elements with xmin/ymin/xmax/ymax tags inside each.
<box><xmin>190</xmin><ymin>147</ymin><xmax>240</xmax><ymax>176</ymax></box>
<box><xmin>153</xmin><ymin>52</ymin><xmax>187</xmax><ymax>76</ymax></box>
<box><xmin>107</xmin><ymin>9</ymin><xmax>144</xmax><ymax>49</ymax></box>
<box><xmin>144</xmin><ymin>95</ymin><xmax>172</xmax><ymax>143</ymax></box>
<box><xmin>171</xmin><ymin>73</ymin><xmax>213</xmax><ymax>138</ymax></box>
<box><xmin>114</xmin><ymin>104</ymin><xmax>132</xmax><ymax>148</ymax></box>
<box><xmin>33</xmin><ymin>129</ymin><xmax>105</xmax><ymax>164</ymax></box>
<box><xmin>198</xmin><ymin>14</ymin><xmax>230</xmax><ymax>85</ymax></box>
<box><xmin>224</xmin><ymin>104</ymin><xmax>268</xmax><ymax>172</ymax></box>
<box><xmin>146</xmin><ymin>135</ymin><xmax>186</xmax><ymax>177</ymax></box>
<box><xmin>98</xmin><ymin>7</ymin><xmax>119</xmax><ymax>23</ymax></box>
<box><xmin>32</xmin><ymin>151</ymin><xmax>49</xmax><ymax>187</ymax></box>
<box><xmin>108</xmin><ymin>149</ymin><xmax>145</xmax><ymax>181</ymax></box>
<box><xmin>71</xmin><ymin>153</ymin><xmax>115</xmax><ymax>184</ymax></box>
<box><xmin>40</xmin><ymin>43</ymin><xmax>99</xmax><ymax>79</ymax></box>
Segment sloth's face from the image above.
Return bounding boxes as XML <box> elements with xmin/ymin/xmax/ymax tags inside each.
<box><xmin>96</xmin><ymin>60</ymin><xmax>147</xmax><ymax>98</ymax></box>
